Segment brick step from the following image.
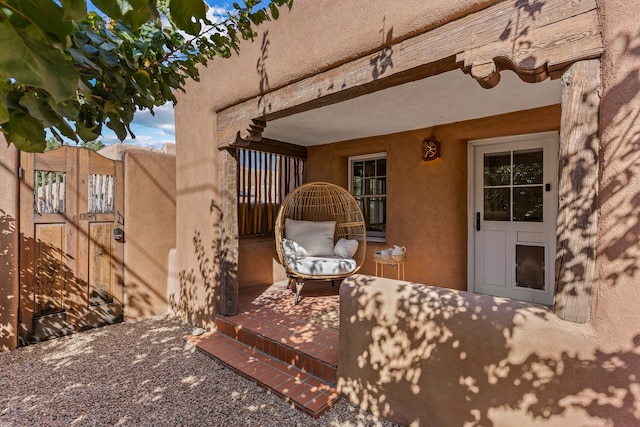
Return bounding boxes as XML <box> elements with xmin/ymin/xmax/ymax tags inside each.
<box><xmin>195</xmin><ymin>332</ymin><xmax>340</xmax><ymax>418</ymax></box>
<box><xmin>215</xmin><ymin>316</ymin><xmax>338</xmax><ymax>385</ymax></box>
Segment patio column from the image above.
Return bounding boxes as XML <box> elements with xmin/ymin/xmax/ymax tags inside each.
<box><xmin>219</xmin><ymin>147</ymin><xmax>239</xmax><ymax>316</ymax></box>
<box><xmin>554</xmin><ymin>59</ymin><xmax>601</xmax><ymax>323</ymax></box>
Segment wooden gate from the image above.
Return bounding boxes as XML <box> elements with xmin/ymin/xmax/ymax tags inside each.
<box><xmin>19</xmin><ymin>147</ymin><xmax>124</xmax><ymax>343</ymax></box>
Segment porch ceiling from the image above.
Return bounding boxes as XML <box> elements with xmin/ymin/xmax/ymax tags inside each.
<box><xmin>262</xmin><ymin>69</ymin><xmax>562</xmax><ymax>147</ymax></box>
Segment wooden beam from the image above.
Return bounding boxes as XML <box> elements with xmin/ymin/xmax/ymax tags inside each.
<box><xmin>217</xmin><ymin>0</ymin><xmax>601</xmax><ymax>148</ymax></box>
<box><xmin>457</xmin><ymin>12</ymin><xmax>602</xmax><ymax>88</ymax></box>
<box><xmin>554</xmin><ymin>59</ymin><xmax>600</xmax><ymax>324</ymax></box>
<box><xmin>243</xmin><ymin>138</ymin><xmax>307</xmax><ymax>159</ymax></box>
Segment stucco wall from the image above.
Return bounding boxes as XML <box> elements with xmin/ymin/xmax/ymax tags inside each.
<box><xmin>335</xmin><ymin>0</ymin><xmax>640</xmax><ymax>424</ymax></box>
<box><xmin>306</xmin><ymin>105</ymin><xmax>560</xmax><ymax>289</ymax></box>
<box><xmin>174</xmin><ymin>0</ymin><xmax>640</xmax><ymax>424</ymax></box>
<box><xmin>181</xmin><ymin>0</ymin><xmax>503</xmax><ymax>112</ymax></box>
<box><xmin>100</xmin><ymin>145</ymin><xmax>177</xmax><ymax>320</ymax></box>
<box><xmin>238</xmin><ymin>238</ymin><xmax>287</xmax><ymax>288</ymax></box>
<box><xmin>0</xmin><ymin>137</ymin><xmax>19</xmax><ymax>351</ymax></box>
<box><xmin>338</xmin><ymin>275</ymin><xmax>606</xmax><ymax>426</ymax></box>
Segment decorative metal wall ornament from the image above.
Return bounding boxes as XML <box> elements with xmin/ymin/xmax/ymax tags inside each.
<box><xmin>422</xmin><ymin>137</ymin><xmax>441</xmax><ymax>161</ymax></box>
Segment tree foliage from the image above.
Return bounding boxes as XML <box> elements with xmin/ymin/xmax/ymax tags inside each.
<box><xmin>0</xmin><ymin>0</ymin><xmax>292</xmax><ymax>152</ymax></box>
<box><xmin>45</xmin><ymin>137</ymin><xmax>104</xmax><ymax>152</ymax></box>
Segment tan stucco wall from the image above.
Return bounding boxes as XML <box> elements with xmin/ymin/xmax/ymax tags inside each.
<box><xmin>174</xmin><ymin>106</ymin><xmax>221</xmax><ymax>327</ymax></box>
<box><xmin>335</xmin><ymin>0</ymin><xmax>640</xmax><ymax>425</ymax></box>
<box><xmin>183</xmin><ymin>0</ymin><xmax>503</xmax><ymax>111</ymax></box>
<box><xmin>593</xmin><ymin>0</ymin><xmax>640</xmax><ymax>345</ymax></box>
<box><xmin>338</xmin><ymin>275</ymin><xmax>606</xmax><ymax>426</ymax></box>
<box><xmin>238</xmin><ymin>238</ymin><xmax>286</xmax><ymax>288</ymax></box>
<box><xmin>175</xmin><ymin>0</ymin><xmax>640</xmax><ymax>424</ymax></box>
<box><xmin>0</xmin><ymin>137</ymin><xmax>19</xmax><ymax>351</ymax></box>
<box><xmin>306</xmin><ymin>105</ymin><xmax>561</xmax><ymax>289</ymax></box>
<box><xmin>100</xmin><ymin>145</ymin><xmax>176</xmax><ymax>320</ymax></box>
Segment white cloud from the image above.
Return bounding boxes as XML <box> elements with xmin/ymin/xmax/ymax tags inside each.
<box><xmin>99</xmin><ymin>102</ymin><xmax>176</xmax><ymax>149</ymax></box>
<box><xmin>130</xmin><ymin>103</ymin><xmax>176</xmax><ymax>135</ymax></box>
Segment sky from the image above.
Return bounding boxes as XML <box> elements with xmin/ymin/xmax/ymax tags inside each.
<box><xmin>99</xmin><ymin>1</ymin><xmax>235</xmax><ymax>149</ymax></box>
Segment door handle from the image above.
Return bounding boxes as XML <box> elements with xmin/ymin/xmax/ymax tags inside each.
<box><xmin>476</xmin><ymin>212</ymin><xmax>481</xmax><ymax>231</ymax></box>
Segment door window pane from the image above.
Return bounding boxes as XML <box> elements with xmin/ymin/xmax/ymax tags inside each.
<box><xmin>484</xmin><ymin>152</ymin><xmax>511</xmax><ymax>186</ymax></box>
<box><xmin>484</xmin><ymin>188</ymin><xmax>510</xmax><ymax>221</ymax></box>
<box><xmin>513</xmin><ymin>149</ymin><xmax>543</xmax><ymax>185</ymax></box>
<box><xmin>513</xmin><ymin>186</ymin><xmax>543</xmax><ymax>222</ymax></box>
<box><xmin>515</xmin><ymin>245</ymin><xmax>545</xmax><ymax>290</ymax></box>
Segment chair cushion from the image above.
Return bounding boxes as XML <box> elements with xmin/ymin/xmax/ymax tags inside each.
<box><xmin>288</xmin><ymin>256</ymin><xmax>357</xmax><ymax>277</ymax></box>
<box><xmin>334</xmin><ymin>238</ymin><xmax>359</xmax><ymax>258</ymax></box>
<box><xmin>282</xmin><ymin>238</ymin><xmax>309</xmax><ymax>262</ymax></box>
<box><xmin>285</xmin><ymin>218</ymin><xmax>336</xmax><ymax>257</ymax></box>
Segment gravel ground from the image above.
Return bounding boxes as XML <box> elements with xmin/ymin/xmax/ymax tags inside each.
<box><xmin>0</xmin><ymin>314</ymin><xmax>399</xmax><ymax>427</ymax></box>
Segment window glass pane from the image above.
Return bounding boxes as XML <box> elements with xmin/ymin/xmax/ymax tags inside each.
<box><xmin>353</xmin><ymin>177</ymin><xmax>363</xmax><ymax>196</ymax></box>
<box><xmin>367</xmin><ymin>197</ymin><xmax>386</xmax><ymax>232</ymax></box>
<box><xmin>484</xmin><ymin>152</ymin><xmax>511</xmax><ymax>186</ymax></box>
<box><xmin>513</xmin><ymin>186</ymin><xmax>543</xmax><ymax>222</ymax></box>
<box><xmin>516</xmin><ymin>245</ymin><xmax>545</xmax><ymax>290</ymax></box>
<box><xmin>365</xmin><ymin>160</ymin><xmax>376</xmax><ymax>177</ymax></box>
<box><xmin>513</xmin><ymin>149</ymin><xmax>543</xmax><ymax>185</ymax></box>
<box><xmin>364</xmin><ymin>178</ymin><xmax>374</xmax><ymax>195</ymax></box>
<box><xmin>375</xmin><ymin>178</ymin><xmax>386</xmax><ymax>195</ymax></box>
<box><xmin>484</xmin><ymin>188</ymin><xmax>510</xmax><ymax>221</ymax></box>
<box><xmin>377</xmin><ymin>158</ymin><xmax>386</xmax><ymax>176</ymax></box>
<box><xmin>353</xmin><ymin>162</ymin><xmax>364</xmax><ymax>178</ymax></box>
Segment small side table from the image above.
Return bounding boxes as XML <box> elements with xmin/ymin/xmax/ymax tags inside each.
<box><xmin>373</xmin><ymin>252</ymin><xmax>406</xmax><ymax>280</ymax></box>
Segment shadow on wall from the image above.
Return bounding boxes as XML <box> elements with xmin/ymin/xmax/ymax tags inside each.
<box><xmin>339</xmin><ymin>275</ymin><xmax>640</xmax><ymax>426</ymax></box>
<box><xmin>7</xmin><ymin>217</ymin><xmax>125</xmax><ymax>345</ymax></box>
<box><xmin>337</xmin><ymin>23</ymin><xmax>640</xmax><ymax>427</ymax></box>
<box><xmin>597</xmin><ymin>27</ymin><xmax>640</xmax><ymax>286</ymax></box>
<box><xmin>172</xmin><ymin>200</ymin><xmax>231</xmax><ymax>327</ymax></box>
<box><xmin>0</xmin><ymin>210</ymin><xmax>17</xmax><ymax>350</ymax></box>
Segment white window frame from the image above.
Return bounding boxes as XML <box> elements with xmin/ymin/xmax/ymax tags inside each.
<box><xmin>348</xmin><ymin>152</ymin><xmax>387</xmax><ymax>242</ymax></box>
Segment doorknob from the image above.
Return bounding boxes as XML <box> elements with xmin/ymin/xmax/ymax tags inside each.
<box><xmin>476</xmin><ymin>212</ymin><xmax>481</xmax><ymax>231</ymax></box>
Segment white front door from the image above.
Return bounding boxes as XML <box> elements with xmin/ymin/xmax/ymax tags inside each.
<box><xmin>469</xmin><ymin>132</ymin><xmax>558</xmax><ymax>305</ymax></box>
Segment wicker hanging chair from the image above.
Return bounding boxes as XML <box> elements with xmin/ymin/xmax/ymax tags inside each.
<box><xmin>275</xmin><ymin>182</ymin><xmax>367</xmax><ymax>304</ymax></box>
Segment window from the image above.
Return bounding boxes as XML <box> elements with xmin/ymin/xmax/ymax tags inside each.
<box><xmin>238</xmin><ymin>148</ymin><xmax>304</xmax><ymax>238</ymax></box>
<box><xmin>349</xmin><ymin>153</ymin><xmax>386</xmax><ymax>241</ymax></box>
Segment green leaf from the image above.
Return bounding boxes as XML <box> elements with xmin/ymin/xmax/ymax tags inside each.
<box><xmin>123</xmin><ymin>4</ymin><xmax>153</xmax><ymax>30</ymax></box>
<box><xmin>8</xmin><ymin>0</ymin><xmax>73</xmax><ymax>42</ymax></box>
<box><xmin>0</xmin><ymin>20</ymin><xmax>77</xmax><ymax>103</ymax></box>
<box><xmin>106</xmin><ymin>113</ymin><xmax>127</xmax><ymax>140</ymax></box>
<box><xmin>6</xmin><ymin>111</ymin><xmax>46</xmax><ymax>152</ymax></box>
<box><xmin>91</xmin><ymin>0</ymin><xmax>133</xmax><ymax>19</ymax></box>
<box><xmin>60</xmin><ymin>0</ymin><xmax>87</xmax><ymax>21</ymax></box>
<box><xmin>169</xmin><ymin>0</ymin><xmax>206</xmax><ymax>36</ymax></box>
<box><xmin>0</xmin><ymin>101</ymin><xmax>9</xmax><ymax>125</ymax></box>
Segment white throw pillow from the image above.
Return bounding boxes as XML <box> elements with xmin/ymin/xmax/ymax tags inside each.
<box><xmin>334</xmin><ymin>238</ymin><xmax>359</xmax><ymax>258</ymax></box>
<box><xmin>285</xmin><ymin>218</ymin><xmax>336</xmax><ymax>257</ymax></box>
<box><xmin>282</xmin><ymin>238</ymin><xmax>309</xmax><ymax>259</ymax></box>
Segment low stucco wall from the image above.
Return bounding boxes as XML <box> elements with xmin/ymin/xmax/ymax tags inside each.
<box><xmin>238</xmin><ymin>238</ymin><xmax>286</xmax><ymax>288</ymax></box>
<box><xmin>338</xmin><ymin>275</ymin><xmax>634</xmax><ymax>426</ymax></box>
<box><xmin>100</xmin><ymin>144</ymin><xmax>177</xmax><ymax>320</ymax></box>
<box><xmin>0</xmin><ymin>138</ymin><xmax>19</xmax><ymax>351</ymax></box>
<box><xmin>306</xmin><ymin>105</ymin><xmax>561</xmax><ymax>289</ymax></box>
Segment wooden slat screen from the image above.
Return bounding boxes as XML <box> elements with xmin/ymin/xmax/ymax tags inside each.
<box><xmin>238</xmin><ymin>148</ymin><xmax>304</xmax><ymax>238</ymax></box>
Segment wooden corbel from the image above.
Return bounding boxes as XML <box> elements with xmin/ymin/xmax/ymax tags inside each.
<box><xmin>456</xmin><ymin>10</ymin><xmax>602</xmax><ymax>89</ymax></box>
<box><xmin>218</xmin><ymin>118</ymin><xmax>266</xmax><ymax>149</ymax></box>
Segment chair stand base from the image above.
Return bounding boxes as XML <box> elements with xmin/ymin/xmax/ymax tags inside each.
<box><xmin>294</xmin><ymin>280</ymin><xmax>305</xmax><ymax>305</ymax></box>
